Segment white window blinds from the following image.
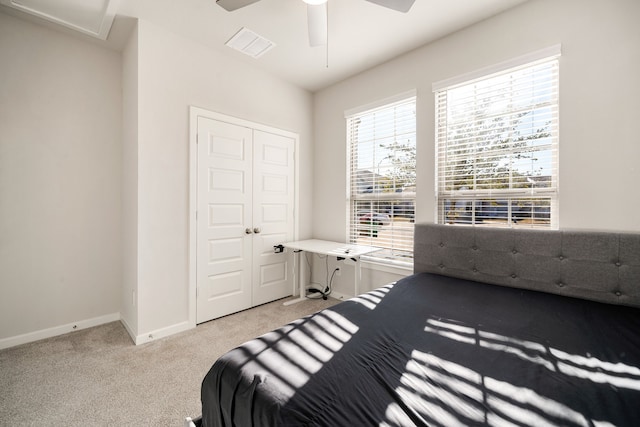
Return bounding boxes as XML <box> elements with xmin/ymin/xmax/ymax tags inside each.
<box><xmin>435</xmin><ymin>53</ymin><xmax>559</xmax><ymax>228</ymax></box>
<box><xmin>347</xmin><ymin>93</ymin><xmax>416</xmax><ymax>264</ymax></box>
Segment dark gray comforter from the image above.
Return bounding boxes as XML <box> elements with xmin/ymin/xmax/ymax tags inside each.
<box><xmin>201</xmin><ymin>273</ymin><xmax>640</xmax><ymax>426</ymax></box>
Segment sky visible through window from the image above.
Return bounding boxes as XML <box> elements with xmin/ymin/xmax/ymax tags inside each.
<box><xmin>353</xmin><ymin>101</ymin><xmax>416</xmax><ymax>192</ymax></box>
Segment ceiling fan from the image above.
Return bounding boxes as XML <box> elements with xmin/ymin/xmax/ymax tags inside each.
<box><xmin>216</xmin><ymin>0</ymin><xmax>416</xmax><ymax>47</ymax></box>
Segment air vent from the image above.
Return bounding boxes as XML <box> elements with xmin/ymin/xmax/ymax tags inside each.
<box><xmin>225</xmin><ymin>27</ymin><xmax>275</xmax><ymax>59</ymax></box>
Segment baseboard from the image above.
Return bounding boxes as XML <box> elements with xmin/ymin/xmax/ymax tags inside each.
<box><xmin>0</xmin><ymin>312</ymin><xmax>121</xmax><ymax>350</ymax></box>
<box><xmin>133</xmin><ymin>320</ymin><xmax>193</xmax><ymax>345</ymax></box>
<box><xmin>119</xmin><ymin>316</ymin><xmax>137</xmax><ymax>345</ymax></box>
<box><xmin>326</xmin><ymin>290</ymin><xmax>351</xmax><ymax>301</ymax></box>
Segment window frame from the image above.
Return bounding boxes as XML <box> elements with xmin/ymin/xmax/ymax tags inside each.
<box><xmin>345</xmin><ymin>91</ymin><xmax>417</xmax><ymax>266</ymax></box>
<box><xmin>433</xmin><ymin>47</ymin><xmax>561</xmax><ymax>229</ymax></box>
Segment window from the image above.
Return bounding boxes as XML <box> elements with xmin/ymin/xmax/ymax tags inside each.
<box><xmin>346</xmin><ymin>92</ymin><xmax>416</xmax><ymax>264</ymax></box>
<box><xmin>434</xmin><ymin>48</ymin><xmax>560</xmax><ymax>228</ymax></box>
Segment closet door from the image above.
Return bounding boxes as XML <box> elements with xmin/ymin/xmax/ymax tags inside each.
<box><xmin>195</xmin><ymin>116</ymin><xmax>295</xmax><ymax>324</ymax></box>
<box><xmin>252</xmin><ymin>130</ymin><xmax>295</xmax><ymax>305</ymax></box>
<box><xmin>196</xmin><ymin>117</ymin><xmax>253</xmax><ymax>323</ymax></box>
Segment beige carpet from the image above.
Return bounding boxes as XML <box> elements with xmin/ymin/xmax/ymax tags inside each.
<box><xmin>0</xmin><ymin>296</ymin><xmax>338</xmax><ymax>426</ymax></box>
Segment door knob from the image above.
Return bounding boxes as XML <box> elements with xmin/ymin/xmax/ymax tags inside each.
<box><xmin>253</xmin><ymin>227</ymin><xmax>261</xmax><ymax>234</ymax></box>
<box><xmin>245</xmin><ymin>228</ymin><xmax>253</xmax><ymax>234</ymax></box>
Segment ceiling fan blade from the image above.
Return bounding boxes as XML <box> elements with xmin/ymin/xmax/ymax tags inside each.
<box><xmin>216</xmin><ymin>0</ymin><xmax>262</xmax><ymax>12</ymax></box>
<box><xmin>364</xmin><ymin>0</ymin><xmax>415</xmax><ymax>13</ymax></box>
<box><xmin>307</xmin><ymin>3</ymin><xmax>327</xmax><ymax>47</ymax></box>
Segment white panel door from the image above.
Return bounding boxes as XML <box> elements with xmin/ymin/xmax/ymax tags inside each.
<box><xmin>196</xmin><ymin>117</ymin><xmax>253</xmax><ymax>323</ymax></box>
<box><xmin>252</xmin><ymin>130</ymin><xmax>295</xmax><ymax>305</ymax></box>
<box><xmin>196</xmin><ymin>116</ymin><xmax>295</xmax><ymax>323</ymax></box>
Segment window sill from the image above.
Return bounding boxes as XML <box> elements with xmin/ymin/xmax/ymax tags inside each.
<box><xmin>361</xmin><ymin>256</ymin><xmax>413</xmax><ymax>274</ymax></box>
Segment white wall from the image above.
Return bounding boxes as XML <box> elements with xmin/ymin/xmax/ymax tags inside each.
<box><xmin>312</xmin><ymin>0</ymin><xmax>640</xmax><ymax>296</ymax></box>
<box><xmin>129</xmin><ymin>20</ymin><xmax>314</xmax><ymax>339</ymax></box>
<box><xmin>0</xmin><ymin>13</ymin><xmax>313</xmax><ymax>346</ymax></box>
<box><xmin>0</xmin><ymin>13</ymin><xmax>122</xmax><ymax>343</ymax></box>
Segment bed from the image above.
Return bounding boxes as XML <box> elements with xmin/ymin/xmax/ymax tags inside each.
<box><xmin>192</xmin><ymin>224</ymin><xmax>640</xmax><ymax>426</ymax></box>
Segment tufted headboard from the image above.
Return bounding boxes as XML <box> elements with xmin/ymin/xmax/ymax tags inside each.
<box><xmin>413</xmin><ymin>223</ymin><xmax>640</xmax><ymax>308</ymax></box>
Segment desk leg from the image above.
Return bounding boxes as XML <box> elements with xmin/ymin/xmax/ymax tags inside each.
<box><xmin>283</xmin><ymin>250</ymin><xmax>306</xmax><ymax>306</ymax></box>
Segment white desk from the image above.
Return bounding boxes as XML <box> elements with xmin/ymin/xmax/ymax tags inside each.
<box><xmin>281</xmin><ymin>239</ymin><xmax>381</xmax><ymax>306</ymax></box>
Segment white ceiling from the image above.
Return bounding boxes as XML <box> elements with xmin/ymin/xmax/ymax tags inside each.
<box><xmin>2</xmin><ymin>0</ymin><xmax>529</xmax><ymax>92</ymax></box>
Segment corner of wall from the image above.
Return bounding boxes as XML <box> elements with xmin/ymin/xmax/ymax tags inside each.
<box><xmin>120</xmin><ymin>18</ymin><xmax>140</xmax><ymax>337</ymax></box>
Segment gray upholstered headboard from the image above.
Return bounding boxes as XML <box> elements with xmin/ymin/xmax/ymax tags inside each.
<box><xmin>413</xmin><ymin>223</ymin><xmax>640</xmax><ymax>308</ymax></box>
